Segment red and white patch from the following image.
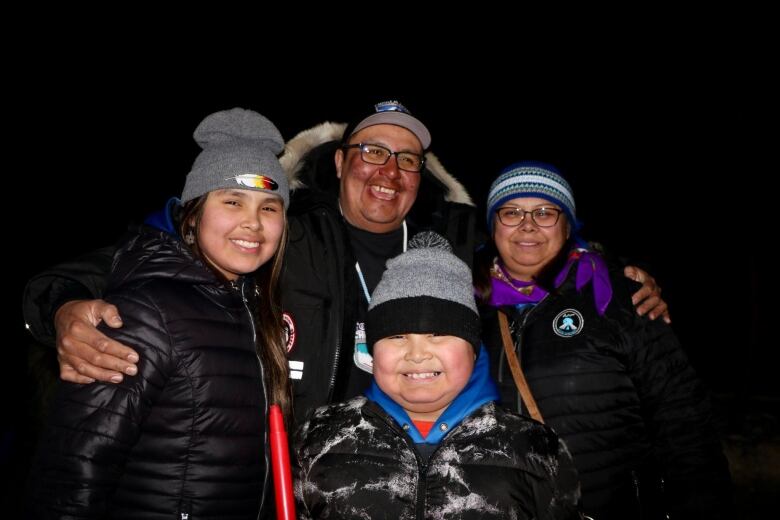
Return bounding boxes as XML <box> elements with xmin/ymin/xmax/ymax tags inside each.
<box><xmin>282</xmin><ymin>312</ymin><xmax>297</xmax><ymax>352</ymax></box>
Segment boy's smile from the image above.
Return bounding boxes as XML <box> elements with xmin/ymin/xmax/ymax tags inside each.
<box><xmin>372</xmin><ymin>333</ymin><xmax>475</xmax><ymax>422</ymax></box>
<box><xmin>402</xmin><ymin>371</ymin><xmax>442</xmax><ymax>381</ymax></box>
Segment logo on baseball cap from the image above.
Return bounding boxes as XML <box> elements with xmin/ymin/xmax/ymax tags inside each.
<box><xmin>343</xmin><ymin>100</ymin><xmax>431</xmax><ymax>149</ymax></box>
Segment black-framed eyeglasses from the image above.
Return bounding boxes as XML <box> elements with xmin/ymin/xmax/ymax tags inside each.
<box><xmin>342</xmin><ymin>143</ymin><xmax>425</xmax><ymax>173</ymax></box>
<box><xmin>495</xmin><ymin>206</ymin><xmax>563</xmax><ymax>227</ymax></box>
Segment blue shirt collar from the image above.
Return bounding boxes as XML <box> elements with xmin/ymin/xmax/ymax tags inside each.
<box><xmin>144</xmin><ymin>197</ymin><xmax>181</xmax><ymax>235</ymax></box>
<box><xmin>365</xmin><ymin>344</ymin><xmax>499</xmax><ymax>444</ymax></box>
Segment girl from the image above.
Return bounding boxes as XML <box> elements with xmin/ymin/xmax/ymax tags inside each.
<box><xmin>30</xmin><ymin>108</ymin><xmax>291</xmax><ymax>519</ymax></box>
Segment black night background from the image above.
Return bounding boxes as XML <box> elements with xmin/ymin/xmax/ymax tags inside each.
<box><xmin>2</xmin><ymin>33</ymin><xmax>773</xmax><ymax>516</ymax></box>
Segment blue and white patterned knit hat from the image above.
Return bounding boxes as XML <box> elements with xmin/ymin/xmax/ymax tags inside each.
<box><xmin>486</xmin><ymin>161</ymin><xmax>578</xmax><ymax>234</ymax></box>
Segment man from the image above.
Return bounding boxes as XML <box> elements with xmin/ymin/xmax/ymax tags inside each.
<box><xmin>23</xmin><ymin>101</ymin><xmax>667</xmax><ymax>424</ymax></box>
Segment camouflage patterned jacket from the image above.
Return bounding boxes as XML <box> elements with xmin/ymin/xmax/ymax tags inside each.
<box><xmin>294</xmin><ymin>397</ymin><xmax>581</xmax><ymax>520</ymax></box>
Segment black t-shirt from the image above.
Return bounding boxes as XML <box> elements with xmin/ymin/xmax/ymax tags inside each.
<box><xmin>346</xmin><ymin>222</ymin><xmax>405</xmax><ymax>296</ymax></box>
<box><xmin>339</xmin><ymin>222</ymin><xmax>405</xmax><ymax>399</ymax></box>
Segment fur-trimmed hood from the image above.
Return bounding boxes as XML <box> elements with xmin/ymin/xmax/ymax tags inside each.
<box><xmin>279</xmin><ymin>122</ymin><xmax>473</xmax><ymax>206</ymax></box>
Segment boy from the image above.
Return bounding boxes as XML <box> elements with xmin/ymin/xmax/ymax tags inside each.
<box><xmin>295</xmin><ymin>232</ymin><xmax>581</xmax><ymax>519</ymax></box>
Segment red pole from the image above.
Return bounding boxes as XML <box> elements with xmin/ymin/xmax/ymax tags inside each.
<box><xmin>269</xmin><ymin>404</ymin><xmax>296</xmax><ymax>520</ymax></box>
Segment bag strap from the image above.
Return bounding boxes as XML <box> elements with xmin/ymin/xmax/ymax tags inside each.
<box><xmin>498</xmin><ymin>309</ymin><xmax>544</xmax><ymax>423</ymax></box>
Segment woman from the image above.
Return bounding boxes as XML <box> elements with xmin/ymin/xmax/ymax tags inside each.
<box><xmin>475</xmin><ymin>161</ymin><xmax>733</xmax><ymax>520</ymax></box>
<box><xmin>29</xmin><ymin>108</ymin><xmax>291</xmax><ymax>519</ymax></box>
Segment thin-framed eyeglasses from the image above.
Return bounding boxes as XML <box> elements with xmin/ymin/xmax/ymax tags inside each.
<box><xmin>495</xmin><ymin>206</ymin><xmax>563</xmax><ymax>227</ymax></box>
<box><xmin>342</xmin><ymin>143</ymin><xmax>425</xmax><ymax>173</ymax></box>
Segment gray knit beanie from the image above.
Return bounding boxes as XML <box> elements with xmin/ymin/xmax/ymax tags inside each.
<box><xmin>181</xmin><ymin>108</ymin><xmax>289</xmax><ymax>208</ymax></box>
<box><xmin>366</xmin><ymin>231</ymin><xmax>480</xmax><ymax>351</ymax></box>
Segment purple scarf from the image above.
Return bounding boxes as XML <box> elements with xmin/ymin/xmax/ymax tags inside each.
<box><xmin>486</xmin><ymin>248</ymin><xmax>613</xmax><ymax>315</ymax></box>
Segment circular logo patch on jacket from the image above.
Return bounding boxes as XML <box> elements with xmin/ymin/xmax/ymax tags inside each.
<box><xmin>553</xmin><ymin>309</ymin><xmax>584</xmax><ymax>338</ymax></box>
<box><xmin>282</xmin><ymin>312</ymin><xmax>296</xmax><ymax>352</ymax></box>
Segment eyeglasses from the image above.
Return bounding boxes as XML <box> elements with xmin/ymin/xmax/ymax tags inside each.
<box><xmin>342</xmin><ymin>143</ymin><xmax>425</xmax><ymax>173</ymax></box>
<box><xmin>495</xmin><ymin>206</ymin><xmax>563</xmax><ymax>227</ymax></box>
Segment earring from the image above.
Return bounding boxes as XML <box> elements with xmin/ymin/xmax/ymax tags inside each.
<box><xmin>184</xmin><ymin>229</ymin><xmax>195</xmax><ymax>245</ymax></box>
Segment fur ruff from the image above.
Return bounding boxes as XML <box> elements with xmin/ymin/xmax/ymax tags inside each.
<box><xmin>280</xmin><ymin>122</ymin><xmax>473</xmax><ymax>206</ymax></box>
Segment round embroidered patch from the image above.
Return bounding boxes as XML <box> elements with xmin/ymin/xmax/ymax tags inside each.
<box><xmin>282</xmin><ymin>312</ymin><xmax>296</xmax><ymax>352</ymax></box>
<box><xmin>553</xmin><ymin>308</ymin><xmax>584</xmax><ymax>338</ymax></box>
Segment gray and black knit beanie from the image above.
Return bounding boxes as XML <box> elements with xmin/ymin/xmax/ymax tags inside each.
<box><xmin>366</xmin><ymin>231</ymin><xmax>480</xmax><ymax>352</ymax></box>
<box><xmin>181</xmin><ymin>107</ymin><xmax>289</xmax><ymax>208</ymax></box>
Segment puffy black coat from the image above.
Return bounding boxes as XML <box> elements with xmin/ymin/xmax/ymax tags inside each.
<box><xmin>481</xmin><ymin>261</ymin><xmax>733</xmax><ymax>520</ymax></box>
<box><xmin>29</xmin><ymin>229</ymin><xmax>270</xmax><ymax>519</ymax></box>
<box><xmin>295</xmin><ymin>397</ymin><xmax>581</xmax><ymax>520</ymax></box>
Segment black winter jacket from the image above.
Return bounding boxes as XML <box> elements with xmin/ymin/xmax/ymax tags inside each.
<box><xmin>481</xmin><ymin>260</ymin><xmax>733</xmax><ymax>520</ymax></box>
<box><xmin>295</xmin><ymin>397</ymin><xmax>581</xmax><ymax>520</ymax></box>
<box><xmin>29</xmin><ymin>229</ymin><xmax>270</xmax><ymax>519</ymax></box>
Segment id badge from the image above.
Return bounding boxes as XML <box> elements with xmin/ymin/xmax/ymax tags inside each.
<box><xmin>353</xmin><ymin>321</ymin><xmax>373</xmax><ymax>373</ymax></box>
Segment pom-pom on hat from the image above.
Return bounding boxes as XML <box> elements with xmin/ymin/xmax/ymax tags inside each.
<box><xmin>366</xmin><ymin>231</ymin><xmax>480</xmax><ymax>351</ymax></box>
<box><xmin>182</xmin><ymin>108</ymin><xmax>289</xmax><ymax>208</ymax></box>
<box><xmin>486</xmin><ymin>161</ymin><xmax>578</xmax><ymax>234</ymax></box>
<box><xmin>342</xmin><ymin>100</ymin><xmax>431</xmax><ymax>150</ymax></box>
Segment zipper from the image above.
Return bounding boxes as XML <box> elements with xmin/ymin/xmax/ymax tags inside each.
<box><xmin>327</xmin><ymin>278</ymin><xmax>347</xmax><ymax>401</ymax></box>
<box><xmin>327</xmin><ymin>338</ymin><xmax>342</xmax><ymax>402</ymax></box>
<box><xmin>240</xmin><ymin>279</ymin><xmax>270</xmax><ymax>520</ymax></box>
<box><xmin>368</xmin><ymin>407</ymin><xmax>442</xmax><ymax>520</ymax></box>
<box><xmin>503</xmin><ymin>297</ymin><xmax>547</xmax><ymax>415</ymax></box>
<box><xmin>415</xmin><ymin>456</ymin><xmax>428</xmax><ymax>520</ymax></box>
<box><xmin>178</xmin><ymin>499</ymin><xmax>191</xmax><ymax>519</ymax></box>
<box><xmin>412</xmin><ymin>433</ymin><xmax>448</xmax><ymax>519</ymax></box>
<box><xmin>631</xmin><ymin>469</ymin><xmax>642</xmax><ymax>518</ymax></box>
<box><xmin>660</xmin><ymin>477</ymin><xmax>669</xmax><ymax>520</ymax></box>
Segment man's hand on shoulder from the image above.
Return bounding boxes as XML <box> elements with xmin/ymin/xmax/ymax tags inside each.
<box><xmin>624</xmin><ymin>266</ymin><xmax>671</xmax><ymax>324</ymax></box>
<box><xmin>55</xmin><ymin>299</ymin><xmax>139</xmax><ymax>384</ymax></box>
